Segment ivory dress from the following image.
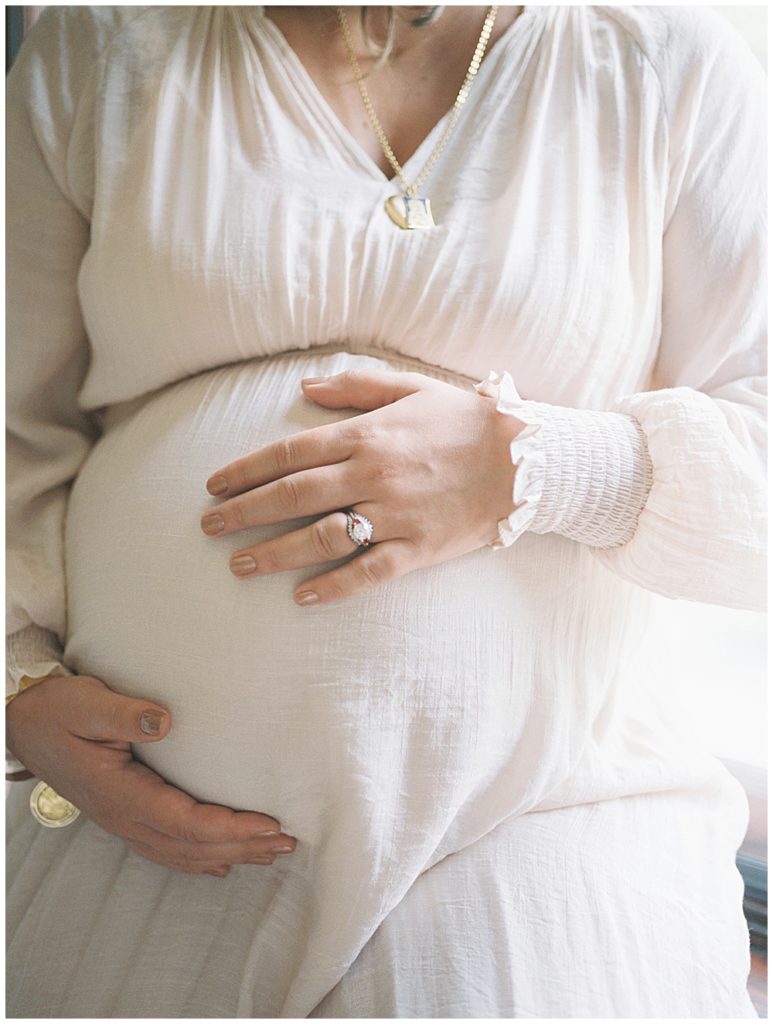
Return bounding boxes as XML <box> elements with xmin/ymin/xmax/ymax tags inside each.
<box><xmin>6</xmin><ymin>6</ymin><xmax>766</xmax><ymax>1018</ymax></box>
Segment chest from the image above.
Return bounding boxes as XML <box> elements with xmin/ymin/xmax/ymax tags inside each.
<box><xmin>78</xmin><ymin>7</ymin><xmax>668</xmax><ymax>412</ymax></box>
<box><xmin>260</xmin><ymin>8</ymin><xmax>522</xmax><ymax>180</ymax></box>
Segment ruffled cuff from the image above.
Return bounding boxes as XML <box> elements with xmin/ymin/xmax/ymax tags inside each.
<box><xmin>6</xmin><ymin>624</ymin><xmax>74</xmax><ymax>776</ymax></box>
<box><xmin>475</xmin><ymin>371</ymin><xmax>654</xmax><ymax>550</ymax></box>
<box><xmin>6</xmin><ymin>622</ymin><xmax>74</xmax><ymax>697</ymax></box>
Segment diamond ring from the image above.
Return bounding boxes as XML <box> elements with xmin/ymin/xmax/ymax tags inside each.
<box><xmin>344</xmin><ymin>510</ymin><xmax>374</xmax><ymax>548</ymax></box>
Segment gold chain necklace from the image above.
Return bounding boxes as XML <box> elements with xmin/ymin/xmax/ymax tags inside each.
<box><xmin>335</xmin><ymin>5</ymin><xmax>499</xmax><ymax>230</ymax></box>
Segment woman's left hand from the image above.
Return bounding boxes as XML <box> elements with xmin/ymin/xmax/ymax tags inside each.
<box><xmin>201</xmin><ymin>369</ymin><xmax>525</xmax><ymax>605</ymax></box>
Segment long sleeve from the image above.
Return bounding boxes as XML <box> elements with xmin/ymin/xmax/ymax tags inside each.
<box><xmin>481</xmin><ymin>10</ymin><xmax>766</xmax><ymax>613</ymax></box>
<box><xmin>6</xmin><ymin>10</ymin><xmax>111</xmax><ymax>696</ymax></box>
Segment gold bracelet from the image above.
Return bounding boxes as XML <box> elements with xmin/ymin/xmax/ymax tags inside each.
<box><xmin>5</xmin><ymin>672</ymin><xmax>55</xmax><ymax>708</ymax></box>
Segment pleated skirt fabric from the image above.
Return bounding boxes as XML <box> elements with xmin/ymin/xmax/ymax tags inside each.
<box><xmin>7</xmin><ymin>764</ymin><xmax>756</xmax><ymax>1018</ymax></box>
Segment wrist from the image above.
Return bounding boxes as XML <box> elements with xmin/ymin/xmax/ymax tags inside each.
<box><xmin>6</xmin><ymin>673</ymin><xmax>62</xmax><ymax>780</ymax></box>
<box><xmin>6</xmin><ymin>672</ymin><xmax>57</xmax><ymax>708</ymax></box>
<box><xmin>483</xmin><ymin>391</ymin><xmax>531</xmax><ymax>533</ymax></box>
<box><xmin>474</xmin><ymin>371</ymin><xmax>545</xmax><ymax>548</ymax></box>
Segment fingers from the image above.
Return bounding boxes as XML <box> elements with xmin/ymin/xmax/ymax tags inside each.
<box><xmin>293</xmin><ymin>539</ymin><xmax>419</xmax><ymax>605</ymax></box>
<box><xmin>201</xmin><ymin>462</ymin><xmax>359</xmax><ymax>536</ymax></box>
<box><xmin>126</xmin><ymin>837</ymin><xmax>233</xmax><ymax>876</ymax></box>
<box><xmin>117</xmin><ymin>760</ymin><xmax>284</xmax><ymax>842</ymax></box>
<box><xmin>128</xmin><ymin>821</ymin><xmax>296</xmax><ymax>869</ymax></box>
<box><xmin>204</xmin><ymin>369</ymin><xmax>440</xmax><ymax>500</ymax></box>
<box><xmin>301</xmin><ymin>368</ymin><xmax>432</xmax><ymax>410</ymax></box>
<box><xmin>61</xmin><ymin>677</ymin><xmax>171</xmax><ymax>744</ymax></box>
<box><xmin>201</xmin><ymin>369</ymin><xmax>453</xmax><ymax>605</ymax></box>
<box><xmin>228</xmin><ymin>509</ymin><xmax>386</xmax><ymax>578</ymax></box>
<box><xmin>205</xmin><ymin>421</ymin><xmax>356</xmax><ymax>498</ymax></box>
<box><xmin>88</xmin><ymin>758</ymin><xmax>297</xmax><ymax>874</ymax></box>
<box><xmin>9</xmin><ymin>674</ymin><xmax>298</xmax><ymax>877</ymax></box>
<box><xmin>224</xmin><ymin>511</ymin><xmax>421</xmax><ymax>602</ymax></box>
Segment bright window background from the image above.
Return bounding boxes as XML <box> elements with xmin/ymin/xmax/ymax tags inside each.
<box><xmin>712</xmin><ymin>5</ymin><xmax>768</xmax><ymax>69</ymax></box>
<box><xmin>657</xmin><ymin>599</ymin><xmax>766</xmax><ymax>767</ymax></box>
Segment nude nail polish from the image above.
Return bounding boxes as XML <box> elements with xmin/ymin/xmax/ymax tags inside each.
<box><xmin>201</xmin><ymin>513</ymin><xmax>225</xmax><ymax>535</ymax></box>
<box><xmin>207</xmin><ymin>475</ymin><xmax>228</xmax><ymax>496</ymax></box>
<box><xmin>230</xmin><ymin>555</ymin><xmax>257</xmax><ymax>576</ymax></box>
<box><xmin>140</xmin><ymin>710</ymin><xmax>163</xmax><ymax>735</ymax></box>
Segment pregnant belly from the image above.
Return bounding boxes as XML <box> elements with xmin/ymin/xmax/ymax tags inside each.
<box><xmin>64</xmin><ymin>348</ymin><xmax>622</xmax><ymax>858</ymax></box>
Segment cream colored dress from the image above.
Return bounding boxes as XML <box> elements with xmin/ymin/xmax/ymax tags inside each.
<box><xmin>6</xmin><ymin>6</ymin><xmax>765</xmax><ymax>1018</ymax></box>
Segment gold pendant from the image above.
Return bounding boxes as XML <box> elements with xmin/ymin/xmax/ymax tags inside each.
<box><xmin>384</xmin><ymin>195</ymin><xmax>436</xmax><ymax>230</ymax></box>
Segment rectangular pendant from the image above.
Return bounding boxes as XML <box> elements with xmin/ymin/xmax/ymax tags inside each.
<box><xmin>385</xmin><ymin>194</ymin><xmax>436</xmax><ymax>230</ymax></box>
<box><xmin>403</xmin><ymin>196</ymin><xmax>435</xmax><ymax>229</ymax></box>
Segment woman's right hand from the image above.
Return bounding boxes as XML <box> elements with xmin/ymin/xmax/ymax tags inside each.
<box><xmin>6</xmin><ymin>674</ymin><xmax>297</xmax><ymax>876</ymax></box>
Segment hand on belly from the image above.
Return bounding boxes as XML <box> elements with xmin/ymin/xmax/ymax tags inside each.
<box><xmin>6</xmin><ymin>673</ymin><xmax>296</xmax><ymax>875</ymax></box>
<box><xmin>200</xmin><ymin>366</ymin><xmax>527</xmax><ymax>606</ymax></box>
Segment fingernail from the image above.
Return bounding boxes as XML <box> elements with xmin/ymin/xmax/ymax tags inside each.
<box><xmin>302</xmin><ymin>376</ymin><xmax>328</xmax><ymax>386</ymax></box>
<box><xmin>295</xmin><ymin>591</ymin><xmax>319</xmax><ymax>605</ymax></box>
<box><xmin>201</xmin><ymin>513</ymin><xmax>225</xmax><ymax>535</ymax></box>
<box><xmin>205</xmin><ymin>868</ymin><xmax>229</xmax><ymax>877</ymax></box>
<box><xmin>270</xmin><ymin>844</ymin><xmax>295</xmax><ymax>855</ymax></box>
<box><xmin>253</xmin><ymin>828</ymin><xmax>280</xmax><ymax>837</ymax></box>
<box><xmin>140</xmin><ymin>710</ymin><xmax>164</xmax><ymax>735</ymax></box>
<box><xmin>230</xmin><ymin>554</ymin><xmax>257</xmax><ymax>577</ymax></box>
<box><xmin>207</xmin><ymin>475</ymin><xmax>228</xmax><ymax>496</ymax></box>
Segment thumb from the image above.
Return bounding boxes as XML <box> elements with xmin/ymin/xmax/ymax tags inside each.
<box><xmin>300</xmin><ymin>368</ymin><xmax>428</xmax><ymax>410</ymax></box>
<box><xmin>69</xmin><ymin>678</ymin><xmax>172</xmax><ymax>744</ymax></box>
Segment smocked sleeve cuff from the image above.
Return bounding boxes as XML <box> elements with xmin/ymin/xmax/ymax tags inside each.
<box><xmin>475</xmin><ymin>371</ymin><xmax>655</xmax><ymax>550</ymax></box>
<box><xmin>6</xmin><ymin>623</ymin><xmax>73</xmax><ymax>699</ymax></box>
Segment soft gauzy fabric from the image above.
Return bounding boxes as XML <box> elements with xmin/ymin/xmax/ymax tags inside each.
<box><xmin>6</xmin><ymin>5</ymin><xmax>765</xmax><ymax>1018</ymax></box>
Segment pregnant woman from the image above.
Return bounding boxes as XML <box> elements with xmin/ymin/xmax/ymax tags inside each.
<box><xmin>6</xmin><ymin>5</ymin><xmax>766</xmax><ymax>1018</ymax></box>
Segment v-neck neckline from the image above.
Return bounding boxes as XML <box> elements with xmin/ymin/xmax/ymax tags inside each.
<box><xmin>253</xmin><ymin>6</ymin><xmax>536</xmax><ymax>188</ymax></box>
